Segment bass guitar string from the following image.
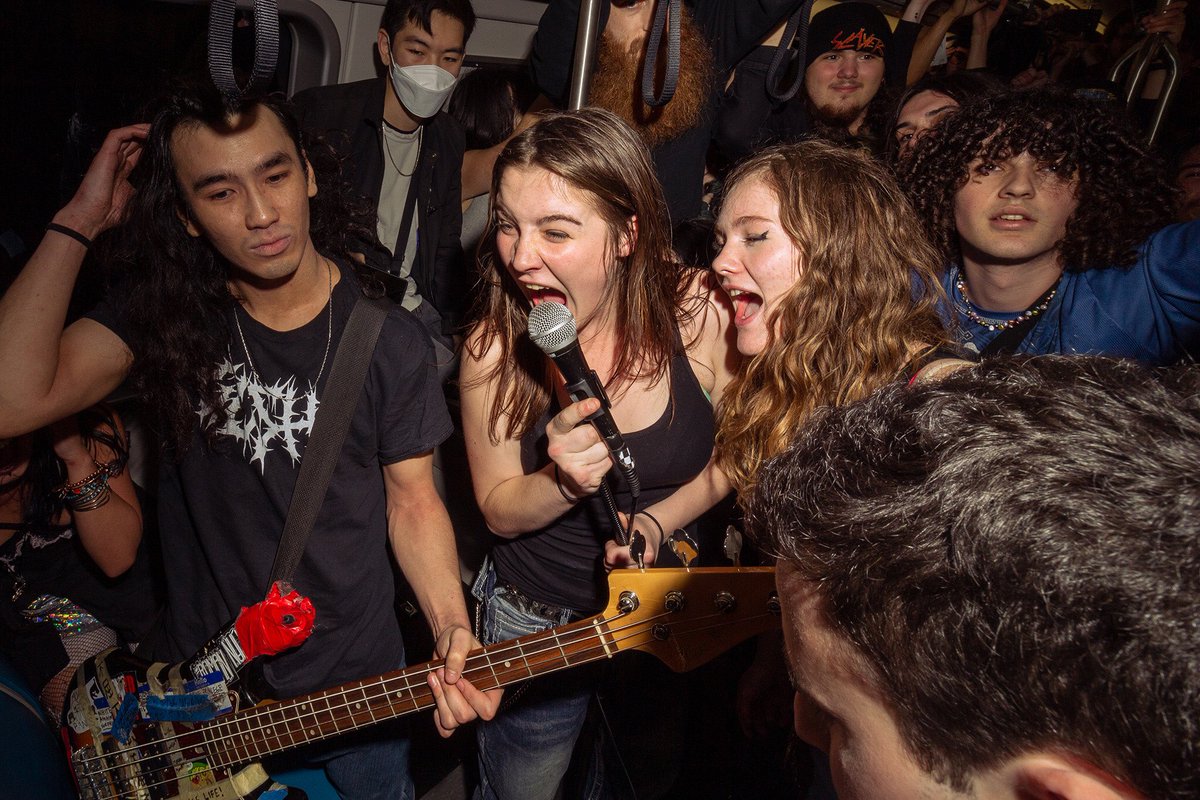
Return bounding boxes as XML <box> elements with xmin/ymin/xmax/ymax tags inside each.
<box><xmin>82</xmin><ymin>610</ymin><xmax>779</xmax><ymax>800</ymax></box>
<box><xmin>76</xmin><ymin>607</ymin><xmax>776</xmax><ymax>800</ymax></box>
<box><xmin>78</xmin><ymin>605</ymin><xmax>770</xmax><ymax>795</ymax></box>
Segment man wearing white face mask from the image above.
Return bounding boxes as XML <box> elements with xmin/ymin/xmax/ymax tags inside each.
<box><xmin>294</xmin><ymin>0</ymin><xmax>474</xmax><ymax>355</ymax></box>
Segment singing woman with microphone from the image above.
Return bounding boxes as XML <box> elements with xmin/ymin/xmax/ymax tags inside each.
<box><xmin>459</xmin><ymin>108</ymin><xmax>736</xmax><ymax>799</ymax></box>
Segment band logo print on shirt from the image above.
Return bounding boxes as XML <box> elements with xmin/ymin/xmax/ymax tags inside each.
<box><xmin>199</xmin><ymin>356</ymin><xmax>319</xmax><ymax>473</ymax></box>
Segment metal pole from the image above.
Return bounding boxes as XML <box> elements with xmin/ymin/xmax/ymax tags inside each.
<box><xmin>567</xmin><ymin>0</ymin><xmax>605</xmax><ymax>110</ymax></box>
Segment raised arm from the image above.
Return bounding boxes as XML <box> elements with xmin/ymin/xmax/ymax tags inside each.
<box><xmin>0</xmin><ymin>125</ymin><xmax>146</xmax><ymax>437</ymax></box>
<box><xmin>907</xmin><ymin>0</ymin><xmax>987</xmax><ymax>84</ymax></box>
<box><xmin>51</xmin><ymin>407</ymin><xmax>143</xmax><ymax>578</ymax></box>
<box><xmin>967</xmin><ymin>0</ymin><xmax>1007</xmax><ymax>70</ymax></box>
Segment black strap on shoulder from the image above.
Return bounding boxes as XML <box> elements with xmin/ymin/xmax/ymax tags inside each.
<box><xmin>268</xmin><ymin>294</ymin><xmax>391</xmax><ymax>588</ymax></box>
<box><xmin>208</xmin><ymin>0</ymin><xmax>280</xmax><ymax>100</ymax></box>
<box><xmin>641</xmin><ymin>0</ymin><xmax>682</xmax><ymax>108</ymax></box>
<box><xmin>765</xmin><ymin>1</ymin><xmax>814</xmax><ymax>103</ymax></box>
<box><xmin>392</xmin><ymin>174</ymin><xmax>422</xmax><ymax>270</ymax></box>
<box><xmin>979</xmin><ymin>281</ymin><xmax>1059</xmax><ymax>358</ymax></box>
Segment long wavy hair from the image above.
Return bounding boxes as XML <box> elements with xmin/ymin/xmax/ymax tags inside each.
<box><xmin>465</xmin><ymin>108</ymin><xmax>700</xmax><ymax>443</ymax></box>
<box><xmin>107</xmin><ymin>83</ymin><xmax>375</xmax><ymax>456</ymax></box>
<box><xmin>716</xmin><ymin>141</ymin><xmax>950</xmax><ymax>497</ymax></box>
<box><xmin>898</xmin><ymin>88</ymin><xmax>1178</xmax><ymax>271</ymax></box>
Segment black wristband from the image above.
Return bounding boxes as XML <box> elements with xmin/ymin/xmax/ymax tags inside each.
<box><xmin>46</xmin><ymin>222</ymin><xmax>93</xmax><ymax>250</ymax></box>
<box><xmin>554</xmin><ymin>464</ymin><xmax>580</xmax><ymax>504</ymax></box>
<box><xmin>638</xmin><ymin>510</ymin><xmax>666</xmax><ymax>546</ymax></box>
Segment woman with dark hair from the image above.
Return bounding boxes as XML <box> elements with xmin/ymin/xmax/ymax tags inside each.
<box><xmin>887</xmin><ymin>70</ymin><xmax>1005</xmax><ymax>163</ymax></box>
<box><xmin>0</xmin><ymin>405</ymin><xmax>147</xmax><ymax>722</ymax></box>
<box><xmin>460</xmin><ymin>107</ymin><xmax>736</xmax><ymax>799</ymax></box>
<box><xmin>447</xmin><ymin>66</ymin><xmax>537</xmax><ymax>256</ymax></box>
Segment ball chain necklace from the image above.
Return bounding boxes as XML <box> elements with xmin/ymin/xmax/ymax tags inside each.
<box><xmin>956</xmin><ymin>268</ymin><xmax>1060</xmax><ymax>332</ymax></box>
<box><xmin>232</xmin><ymin>258</ymin><xmax>334</xmax><ymax>397</ymax></box>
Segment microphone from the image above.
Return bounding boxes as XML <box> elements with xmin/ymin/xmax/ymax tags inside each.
<box><xmin>527</xmin><ymin>302</ymin><xmax>639</xmax><ymax>494</ymax></box>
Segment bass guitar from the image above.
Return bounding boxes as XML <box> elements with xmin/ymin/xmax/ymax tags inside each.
<box><xmin>66</xmin><ymin>566</ymin><xmax>779</xmax><ymax>800</ymax></box>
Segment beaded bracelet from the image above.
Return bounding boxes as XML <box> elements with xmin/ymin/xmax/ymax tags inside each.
<box><xmin>69</xmin><ymin>481</ymin><xmax>112</xmax><ymax>512</ymax></box>
<box><xmin>56</xmin><ymin>462</ymin><xmax>117</xmax><ymax>512</ymax></box>
<box><xmin>58</xmin><ymin>471</ymin><xmax>111</xmax><ymax>512</ymax></box>
<box><xmin>57</xmin><ymin>467</ymin><xmax>107</xmax><ymax>498</ymax></box>
<box><xmin>553</xmin><ymin>464</ymin><xmax>580</xmax><ymax>504</ymax></box>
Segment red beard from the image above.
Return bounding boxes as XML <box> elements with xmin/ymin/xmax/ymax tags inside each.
<box><xmin>588</xmin><ymin>9</ymin><xmax>714</xmax><ymax>149</ymax></box>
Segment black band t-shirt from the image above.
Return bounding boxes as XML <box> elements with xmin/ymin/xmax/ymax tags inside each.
<box><xmin>87</xmin><ymin>259</ymin><xmax>453</xmax><ymax>698</ymax></box>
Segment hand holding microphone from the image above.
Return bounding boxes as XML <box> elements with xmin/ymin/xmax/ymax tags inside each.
<box><xmin>527</xmin><ymin>302</ymin><xmax>640</xmax><ymax>496</ymax></box>
<box><xmin>546</xmin><ymin>396</ymin><xmax>616</xmax><ymax>500</ymax></box>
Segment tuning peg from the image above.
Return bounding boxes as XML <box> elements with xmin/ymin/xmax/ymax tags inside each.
<box><xmin>668</xmin><ymin>529</ymin><xmax>700</xmax><ymax>570</ymax></box>
<box><xmin>630</xmin><ymin>530</ymin><xmax>646</xmax><ymax>570</ymax></box>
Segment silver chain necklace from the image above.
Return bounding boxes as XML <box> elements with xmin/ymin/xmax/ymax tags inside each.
<box><xmin>232</xmin><ymin>259</ymin><xmax>334</xmax><ymax>396</ymax></box>
<box><xmin>381</xmin><ymin>122</ymin><xmax>422</xmax><ymax>177</ymax></box>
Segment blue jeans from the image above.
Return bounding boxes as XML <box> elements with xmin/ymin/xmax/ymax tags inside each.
<box><xmin>471</xmin><ymin>560</ymin><xmax>605</xmax><ymax>800</ymax></box>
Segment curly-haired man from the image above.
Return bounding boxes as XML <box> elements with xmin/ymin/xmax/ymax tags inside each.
<box><xmin>900</xmin><ymin>88</ymin><xmax>1199</xmax><ymax>363</ymax></box>
<box><xmin>748</xmin><ymin>355</ymin><xmax>1200</xmax><ymax>800</ymax></box>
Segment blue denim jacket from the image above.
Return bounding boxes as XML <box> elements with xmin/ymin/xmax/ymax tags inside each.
<box><xmin>943</xmin><ymin>220</ymin><xmax>1200</xmax><ymax>364</ymax></box>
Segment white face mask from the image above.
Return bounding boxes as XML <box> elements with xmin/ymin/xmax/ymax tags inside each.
<box><xmin>388</xmin><ymin>62</ymin><xmax>457</xmax><ymax>119</ymax></box>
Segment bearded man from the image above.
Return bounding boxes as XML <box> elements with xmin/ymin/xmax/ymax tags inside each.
<box><xmin>716</xmin><ymin>2</ymin><xmax>918</xmax><ymax>164</ymax></box>
<box><xmin>531</xmin><ymin>0</ymin><xmax>804</xmax><ymax>223</ymax></box>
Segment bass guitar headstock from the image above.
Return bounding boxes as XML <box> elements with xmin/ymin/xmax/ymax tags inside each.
<box><xmin>600</xmin><ymin>566</ymin><xmax>780</xmax><ymax>671</ymax></box>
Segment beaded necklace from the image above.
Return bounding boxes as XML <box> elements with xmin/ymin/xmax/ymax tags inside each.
<box><xmin>956</xmin><ymin>269</ymin><xmax>1060</xmax><ymax>332</ymax></box>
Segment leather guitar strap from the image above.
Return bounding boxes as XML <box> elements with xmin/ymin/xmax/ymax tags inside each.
<box><xmin>267</xmin><ymin>294</ymin><xmax>391</xmax><ymax>589</ymax></box>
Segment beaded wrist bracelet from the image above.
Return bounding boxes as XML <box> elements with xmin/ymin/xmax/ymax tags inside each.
<box><xmin>56</xmin><ymin>464</ymin><xmax>114</xmax><ymax>512</ymax></box>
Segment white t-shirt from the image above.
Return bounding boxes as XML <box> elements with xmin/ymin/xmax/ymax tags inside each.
<box><xmin>378</xmin><ymin>122</ymin><xmax>423</xmax><ymax>311</ymax></box>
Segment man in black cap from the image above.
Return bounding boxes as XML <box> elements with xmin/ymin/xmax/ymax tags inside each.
<box><xmin>803</xmin><ymin>2</ymin><xmax>892</xmax><ymax>137</ymax></box>
<box><xmin>716</xmin><ymin>1</ymin><xmax>910</xmax><ymax>162</ymax></box>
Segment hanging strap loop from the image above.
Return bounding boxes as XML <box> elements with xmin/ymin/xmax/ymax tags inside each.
<box><xmin>764</xmin><ymin>5</ymin><xmax>810</xmax><ymax>103</ymax></box>
<box><xmin>208</xmin><ymin>0</ymin><xmax>280</xmax><ymax>100</ymax></box>
<box><xmin>640</xmin><ymin>0</ymin><xmax>682</xmax><ymax>108</ymax></box>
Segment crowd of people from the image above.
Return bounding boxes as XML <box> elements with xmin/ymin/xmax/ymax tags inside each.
<box><xmin>1</xmin><ymin>0</ymin><xmax>1198</xmax><ymax>799</ymax></box>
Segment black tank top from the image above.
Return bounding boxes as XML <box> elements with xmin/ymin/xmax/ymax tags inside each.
<box><xmin>492</xmin><ymin>340</ymin><xmax>715</xmax><ymax>613</ymax></box>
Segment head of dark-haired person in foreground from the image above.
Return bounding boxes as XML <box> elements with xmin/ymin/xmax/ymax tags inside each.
<box><xmin>746</xmin><ymin>355</ymin><xmax>1200</xmax><ymax>800</ymax></box>
<box><xmin>899</xmin><ymin>88</ymin><xmax>1199</xmax><ymax>363</ymax></box>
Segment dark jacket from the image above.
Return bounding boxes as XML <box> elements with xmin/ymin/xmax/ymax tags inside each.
<box><xmin>292</xmin><ymin>77</ymin><xmax>468</xmax><ymax>337</ymax></box>
<box><xmin>530</xmin><ymin>0</ymin><xmax>806</xmax><ymax>223</ymax></box>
